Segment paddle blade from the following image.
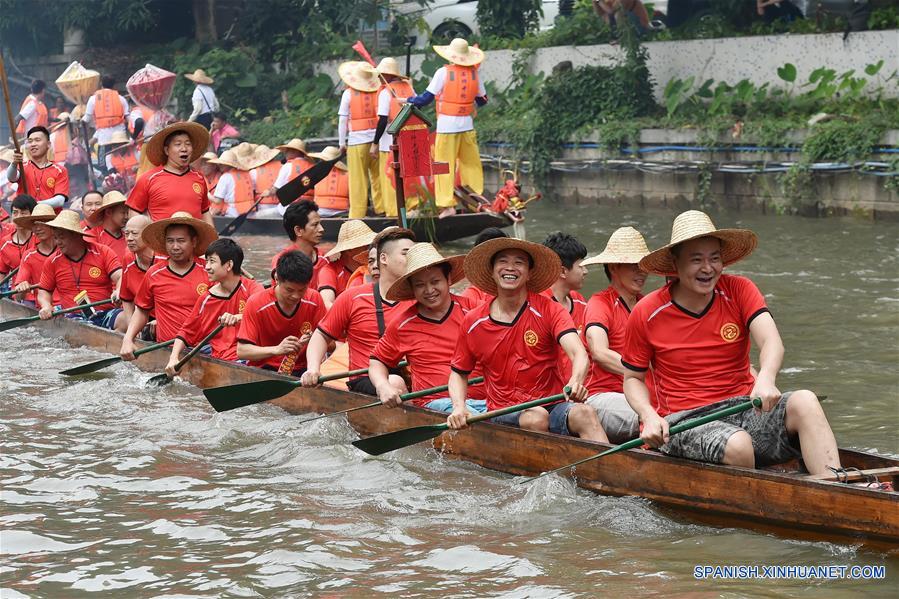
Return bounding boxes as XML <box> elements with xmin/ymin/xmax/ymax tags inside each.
<box><xmin>217</xmin><ymin>211</ymin><xmax>251</xmax><ymax>237</ymax></box>
<box><xmin>0</xmin><ymin>316</ymin><xmax>35</xmax><ymax>332</ymax></box>
<box><xmin>145</xmin><ymin>373</ymin><xmax>173</xmax><ymax>387</ymax></box>
<box><xmin>352</xmin><ymin>424</ymin><xmax>447</xmax><ymax>456</ymax></box>
<box><xmin>203</xmin><ymin>378</ymin><xmax>301</xmax><ymax>412</ymax></box>
<box><xmin>60</xmin><ymin>356</ymin><xmax>123</xmax><ymax>376</ymax></box>
<box><xmin>276</xmin><ymin>158</ymin><xmax>339</xmax><ymax>206</ymax></box>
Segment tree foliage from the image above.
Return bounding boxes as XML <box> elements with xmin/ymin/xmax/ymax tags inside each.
<box><xmin>477</xmin><ymin>0</ymin><xmax>543</xmax><ymax>39</ymax></box>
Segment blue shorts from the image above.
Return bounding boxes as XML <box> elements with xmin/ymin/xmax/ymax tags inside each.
<box><xmin>490</xmin><ymin>401</ymin><xmax>573</xmax><ymax>436</ymax></box>
<box><xmin>66</xmin><ymin>307</ymin><xmax>122</xmax><ymax>330</ymax></box>
<box><xmin>424</xmin><ymin>397</ymin><xmax>487</xmax><ymax>414</ymax></box>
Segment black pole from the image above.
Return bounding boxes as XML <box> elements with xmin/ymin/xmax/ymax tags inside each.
<box><xmin>80</xmin><ymin>120</ymin><xmax>96</xmax><ymax>192</ymax></box>
<box><xmin>391</xmin><ymin>141</ymin><xmax>407</xmax><ymax>229</ymax></box>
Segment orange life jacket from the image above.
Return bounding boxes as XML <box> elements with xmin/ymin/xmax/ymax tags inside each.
<box><xmin>436</xmin><ymin>65</ymin><xmax>478</xmax><ymax>117</ymax></box>
<box><xmin>16</xmin><ymin>95</ymin><xmax>48</xmax><ymax>135</ymax></box>
<box><xmin>110</xmin><ymin>146</ymin><xmax>139</xmax><ymax>175</ymax></box>
<box><xmin>348</xmin><ymin>89</ymin><xmax>378</xmax><ymax>131</ymax></box>
<box><xmin>130</xmin><ymin>107</ymin><xmax>157</xmax><ymax>140</ymax></box>
<box><xmin>386</xmin><ymin>80</ymin><xmax>415</xmax><ymax>121</ymax></box>
<box><xmin>93</xmin><ymin>89</ymin><xmax>126</xmax><ymax>129</ymax></box>
<box><xmin>313</xmin><ymin>168</ymin><xmax>349</xmax><ymax>212</ymax></box>
<box><xmin>253</xmin><ymin>161</ymin><xmax>283</xmax><ymax>205</ymax></box>
<box><xmin>206</xmin><ymin>171</ymin><xmax>220</xmax><ymax>193</ymax></box>
<box><xmin>286</xmin><ymin>157</ymin><xmax>315</xmax><ymax>200</ymax></box>
<box><xmin>345</xmin><ymin>265</ymin><xmax>368</xmax><ymax>289</ymax></box>
<box><xmin>50</xmin><ymin>127</ymin><xmax>70</xmax><ymax>164</ymax></box>
<box><xmin>230</xmin><ymin>170</ymin><xmax>256</xmax><ymax>215</ymax></box>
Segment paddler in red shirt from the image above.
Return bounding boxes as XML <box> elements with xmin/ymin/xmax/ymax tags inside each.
<box><xmin>580</xmin><ymin>226</ymin><xmax>650</xmax><ymax>443</ymax></box>
<box><xmin>318</xmin><ymin>219</ymin><xmax>376</xmax><ymax>306</ymax></box>
<box><xmin>7</xmin><ymin>127</ymin><xmax>69</xmax><ymax>211</ymax></box>
<box><xmin>117</xmin><ymin>214</ymin><xmax>164</xmax><ymax>324</ymax></box>
<box><xmin>459</xmin><ymin>226</ymin><xmax>507</xmax><ymax>306</ymax></box>
<box><xmin>269</xmin><ymin>200</ymin><xmax>332</xmax><ymax>304</ymax></box>
<box><xmin>166</xmin><ymin>238</ymin><xmax>263</xmax><ymax>374</ymax></box>
<box><xmin>125</xmin><ymin>121</ymin><xmax>214</xmax><ymax>225</ymax></box>
<box><xmin>236</xmin><ymin>250</ymin><xmax>329</xmax><ymax>376</ymax></box>
<box><xmin>91</xmin><ymin>191</ymin><xmax>129</xmax><ymax>261</ymax></box>
<box><xmin>120</xmin><ymin>212</ymin><xmax>216</xmax><ymax>359</ymax></box>
<box><xmin>541</xmin><ymin>232</ymin><xmax>589</xmax><ymax>382</ymax></box>
<box><xmin>302</xmin><ymin>227</ymin><xmax>417</xmax><ymax>396</ymax></box>
<box><xmin>371</xmin><ymin>243</ymin><xmax>487</xmax><ymax>412</ymax></box>
<box><xmin>11</xmin><ymin>203</ymin><xmax>57</xmax><ymax>305</ymax></box>
<box><xmin>447</xmin><ymin>238</ymin><xmax>606</xmax><ymax>441</ymax></box>
<box><xmin>79</xmin><ymin>191</ymin><xmax>105</xmax><ymax>232</ymax></box>
<box><xmin>0</xmin><ymin>195</ymin><xmax>38</xmax><ymax>279</ymax></box>
<box><xmin>621</xmin><ymin>210</ymin><xmax>841</xmax><ymax>475</ymax></box>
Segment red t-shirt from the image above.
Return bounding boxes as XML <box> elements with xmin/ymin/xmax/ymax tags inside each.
<box><xmin>14</xmin><ymin>246</ymin><xmax>57</xmax><ymax>302</ymax></box>
<box><xmin>460</xmin><ymin>285</ymin><xmax>492</xmax><ymax>306</ymax></box>
<box><xmin>452</xmin><ymin>292</ymin><xmax>577</xmax><ymax>411</ymax></box>
<box><xmin>583</xmin><ymin>286</ymin><xmax>642</xmax><ymax>395</ymax></box>
<box><xmin>22</xmin><ymin>162</ymin><xmax>69</xmax><ymax>205</ymax></box>
<box><xmin>317</xmin><ymin>282</ymin><xmax>411</xmax><ymax>377</ymax></box>
<box><xmin>0</xmin><ymin>232</ymin><xmax>36</xmax><ymax>273</ymax></box>
<box><xmin>126</xmin><ymin>166</ymin><xmax>210</xmax><ymax>221</ymax></box>
<box><xmin>236</xmin><ymin>286</ymin><xmax>326</xmax><ymax>372</ymax></box>
<box><xmin>371</xmin><ymin>297</ymin><xmax>487</xmax><ymax>406</ymax></box>
<box><xmin>177</xmin><ymin>277</ymin><xmax>264</xmax><ymax>361</ymax></box>
<box><xmin>621</xmin><ymin>274</ymin><xmax>769</xmax><ymax>416</ymax></box>
<box><xmin>38</xmin><ymin>243</ymin><xmax>121</xmax><ymax>309</ymax></box>
<box><xmin>317</xmin><ymin>259</ymin><xmax>356</xmax><ymax>297</ymax></box>
<box><xmin>118</xmin><ymin>254</ymin><xmax>165</xmax><ymax>303</ymax></box>
<box><xmin>540</xmin><ymin>289</ymin><xmax>587</xmax><ymax>381</ymax></box>
<box><xmin>0</xmin><ymin>222</ymin><xmax>14</xmax><ymax>241</ymax></box>
<box><xmin>94</xmin><ymin>228</ymin><xmax>128</xmax><ymax>262</ymax></box>
<box><xmin>270</xmin><ymin>245</ymin><xmax>329</xmax><ymax>291</ymax></box>
<box><xmin>135</xmin><ymin>259</ymin><xmax>210</xmax><ymax>342</ymax></box>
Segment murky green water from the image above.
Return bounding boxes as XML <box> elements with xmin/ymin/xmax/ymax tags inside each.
<box><xmin>2</xmin><ymin>203</ymin><xmax>897</xmax><ymax>597</ymax></box>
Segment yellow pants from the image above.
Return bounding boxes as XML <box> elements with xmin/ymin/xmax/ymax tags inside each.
<box><xmin>379</xmin><ymin>151</ymin><xmax>421</xmax><ymax>216</ymax></box>
<box><xmin>434</xmin><ymin>130</ymin><xmax>483</xmax><ymax>208</ymax></box>
<box><xmin>347</xmin><ymin>143</ymin><xmax>383</xmax><ymax>218</ymax></box>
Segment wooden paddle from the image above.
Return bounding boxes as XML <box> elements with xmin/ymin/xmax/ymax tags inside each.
<box><xmin>205</xmin><ymin>360</ymin><xmax>409</xmax><ymax>413</ymax></box>
<box><xmin>352</xmin><ymin>388</ymin><xmax>571</xmax><ymax>456</ymax></box>
<box><xmin>0</xmin><ymin>52</ymin><xmax>27</xmax><ymax>194</ymax></box>
<box><xmin>297</xmin><ymin>376</ymin><xmax>486</xmax><ymax>424</ymax></box>
<box><xmin>0</xmin><ymin>298</ymin><xmax>113</xmax><ymax>332</ymax></box>
<box><xmin>60</xmin><ymin>339</ymin><xmax>175</xmax><ymax>376</ymax></box>
<box><xmin>0</xmin><ymin>283</ymin><xmax>36</xmax><ymax>299</ymax></box>
<box><xmin>520</xmin><ymin>397</ymin><xmax>763</xmax><ymax>485</ymax></box>
<box><xmin>145</xmin><ymin>323</ymin><xmax>226</xmax><ymax>387</ymax></box>
<box><xmin>0</xmin><ymin>267</ymin><xmax>20</xmax><ymax>288</ymax></box>
<box><xmin>275</xmin><ymin>154</ymin><xmax>344</xmax><ymax>207</ymax></box>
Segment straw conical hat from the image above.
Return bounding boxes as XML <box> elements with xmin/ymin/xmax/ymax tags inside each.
<box><xmin>307</xmin><ymin>146</ymin><xmax>347</xmax><ymax>171</ymax></box>
<box><xmin>376</xmin><ymin>57</ymin><xmax>409</xmax><ymax>79</ymax></box>
<box><xmin>639</xmin><ymin>210</ymin><xmax>758</xmax><ymax>276</ymax></box>
<box><xmin>276</xmin><ymin>138</ymin><xmax>309</xmax><ymax>155</ymax></box>
<box><xmin>247</xmin><ymin>145</ymin><xmax>281</xmax><ymax>171</ymax></box>
<box><xmin>582</xmin><ymin>227</ymin><xmax>651</xmax><ymax>266</ymax></box>
<box><xmin>184</xmin><ymin>69</ymin><xmax>214</xmax><ymax>85</ymax></box>
<box><xmin>144</xmin><ymin>121</ymin><xmax>209</xmax><ymax>166</ymax></box>
<box><xmin>96</xmin><ymin>190</ymin><xmax>127</xmax><ymax>214</ymax></box>
<box><xmin>0</xmin><ymin>148</ymin><xmax>14</xmax><ymax>164</ymax></box>
<box><xmin>199</xmin><ymin>151</ymin><xmax>218</xmax><ymax>162</ymax></box>
<box><xmin>209</xmin><ymin>149</ymin><xmax>244</xmax><ymax>170</ymax></box>
<box><xmin>232</xmin><ymin>142</ymin><xmax>258</xmax><ymax>169</ymax></box>
<box><xmin>45</xmin><ymin>209</ymin><xmax>89</xmax><ymax>236</ymax></box>
<box><xmin>107</xmin><ymin>130</ymin><xmax>131</xmax><ymax>146</ymax></box>
<box><xmin>13</xmin><ymin>203</ymin><xmax>57</xmax><ymax>228</ymax></box>
<box><xmin>141</xmin><ymin>211</ymin><xmax>218</xmax><ymax>255</ymax></box>
<box><xmin>463</xmin><ymin>237</ymin><xmax>559</xmax><ymax>296</ymax></box>
<box><xmin>338</xmin><ymin>61</ymin><xmax>380</xmax><ymax>93</ymax></box>
<box><xmin>433</xmin><ymin>38</ymin><xmax>484</xmax><ymax>67</ymax></box>
<box><xmin>324</xmin><ymin>220</ymin><xmax>376</xmax><ymax>259</ymax></box>
<box><xmin>56</xmin><ymin>111</ymin><xmax>71</xmax><ymax>122</ymax></box>
<box><xmin>386</xmin><ymin>243</ymin><xmax>466</xmax><ymax>302</ymax></box>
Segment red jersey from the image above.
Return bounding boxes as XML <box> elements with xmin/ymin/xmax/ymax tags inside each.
<box><xmin>371</xmin><ymin>297</ymin><xmax>486</xmax><ymax>406</ymax></box>
<box><xmin>452</xmin><ymin>292</ymin><xmax>577</xmax><ymax>411</ymax></box>
<box><xmin>21</xmin><ymin>162</ymin><xmax>69</xmax><ymax>206</ymax></box>
<box><xmin>584</xmin><ymin>286</ymin><xmax>641</xmax><ymax>394</ymax></box>
<box><xmin>0</xmin><ymin>222</ymin><xmax>14</xmax><ymax>241</ymax></box>
<box><xmin>37</xmin><ymin>243</ymin><xmax>121</xmax><ymax>309</ymax></box>
<box><xmin>126</xmin><ymin>166</ymin><xmax>210</xmax><ymax>221</ymax></box>
<box><xmin>270</xmin><ymin>246</ymin><xmax>329</xmax><ymax>291</ymax></box>
<box><xmin>134</xmin><ymin>259</ymin><xmax>210</xmax><ymax>342</ymax></box>
<box><xmin>0</xmin><ymin>232</ymin><xmax>36</xmax><ymax>273</ymax></box>
<box><xmin>118</xmin><ymin>254</ymin><xmax>165</xmax><ymax>303</ymax></box>
<box><xmin>177</xmin><ymin>277</ymin><xmax>264</xmax><ymax>361</ymax></box>
<box><xmin>14</xmin><ymin>246</ymin><xmax>56</xmax><ymax>302</ymax></box>
<box><xmin>236</xmin><ymin>286</ymin><xmax>326</xmax><ymax>372</ymax></box>
<box><xmin>317</xmin><ymin>282</ymin><xmax>411</xmax><ymax>377</ymax></box>
<box><xmin>621</xmin><ymin>274</ymin><xmax>769</xmax><ymax>416</ymax></box>
<box><xmin>317</xmin><ymin>260</ymin><xmax>356</xmax><ymax>297</ymax></box>
<box><xmin>94</xmin><ymin>228</ymin><xmax>128</xmax><ymax>262</ymax></box>
<box><xmin>460</xmin><ymin>285</ymin><xmax>492</xmax><ymax>306</ymax></box>
<box><xmin>540</xmin><ymin>289</ymin><xmax>587</xmax><ymax>381</ymax></box>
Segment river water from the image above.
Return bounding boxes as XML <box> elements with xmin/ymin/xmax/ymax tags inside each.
<box><xmin>2</xmin><ymin>203</ymin><xmax>897</xmax><ymax>597</ymax></box>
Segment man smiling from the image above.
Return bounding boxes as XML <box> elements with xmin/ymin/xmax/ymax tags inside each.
<box><xmin>7</xmin><ymin>126</ymin><xmax>69</xmax><ymax>210</ymax></box>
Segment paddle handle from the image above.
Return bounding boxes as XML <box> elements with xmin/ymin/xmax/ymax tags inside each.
<box><xmin>464</xmin><ymin>389</ymin><xmax>569</xmax><ymax>427</ymax></box>
<box><xmin>134</xmin><ymin>338</ymin><xmax>176</xmax><ymax>358</ymax></box>
<box><xmin>0</xmin><ymin>283</ymin><xmax>37</xmax><ymax>298</ymax></box>
<box><xmin>317</xmin><ymin>360</ymin><xmax>409</xmax><ymax>384</ymax></box>
<box><xmin>174</xmin><ymin>323</ymin><xmax>225</xmax><ymax>372</ymax></box>
<box><xmin>52</xmin><ymin>298</ymin><xmax>116</xmax><ymax>316</ymax></box>
<box><xmin>399</xmin><ymin>375</ymin><xmax>484</xmax><ymax>402</ymax></box>
<box><xmin>0</xmin><ymin>267</ymin><xmax>20</xmax><ymax>287</ymax></box>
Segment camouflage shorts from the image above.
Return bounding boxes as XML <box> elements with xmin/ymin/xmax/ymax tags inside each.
<box><xmin>660</xmin><ymin>393</ymin><xmax>802</xmax><ymax>466</ymax></box>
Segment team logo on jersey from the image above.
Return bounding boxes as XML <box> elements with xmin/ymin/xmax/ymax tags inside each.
<box><xmin>196</xmin><ymin>283</ymin><xmax>208</xmax><ymax>295</ymax></box>
<box><xmin>238</xmin><ymin>299</ymin><xmax>247</xmax><ymax>313</ymax></box>
<box><xmin>46</xmin><ymin>177</ymin><xmax>56</xmax><ymax>188</ymax></box>
<box><xmin>301</xmin><ymin>321</ymin><xmax>312</xmax><ymax>335</ymax></box>
<box><xmin>192</xmin><ymin>182</ymin><xmax>202</xmax><ymax>195</ymax></box>
<box><xmin>720</xmin><ymin>323</ymin><xmax>740</xmax><ymax>342</ymax></box>
<box><xmin>301</xmin><ymin>175</ymin><xmax>311</xmax><ymax>187</ymax></box>
<box><xmin>88</xmin><ymin>267</ymin><xmax>102</xmax><ymax>278</ymax></box>
<box><xmin>524</xmin><ymin>329</ymin><xmax>539</xmax><ymax>347</ymax></box>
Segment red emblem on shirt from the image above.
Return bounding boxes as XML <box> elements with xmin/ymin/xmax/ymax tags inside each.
<box><xmin>46</xmin><ymin>177</ymin><xmax>56</xmax><ymax>188</ymax></box>
<box><xmin>88</xmin><ymin>267</ymin><xmax>102</xmax><ymax>278</ymax></box>
<box><xmin>238</xmin><ymin>299</ymin><xmax>247</xmax><ymax>313</ymax></box>
<box><xmin>301</xmin><ymin>321</ymin><xmax>312</xmax><ymax>335</ymax></box>
<box><xmin>720</xmin><ymin>323</ymin><xmax>740</xmax><ymax>342</ymax></box>
<box><xmin>192</xmin><ymin>182</ymin><xmax>202</xmax><ymax>195</ymax></box>
<box><xmin>524</xmin><ymin>329</ymin><xmax>539</xmax><ymax>347</ymax></box>
<box><xmin>196</xmin><ymin>283</ymin><xmax>208</xmax><ymax>295</ymax></box>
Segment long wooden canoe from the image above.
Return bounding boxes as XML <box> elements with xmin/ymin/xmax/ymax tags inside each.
<box><xmin>214</xmin><ymin>212</ymin><xmax>512</xmax><ymax>243</ymax></box>
<box><xmin>2</xmin><ymin>298</ymin><xmax>897</xmax><ymax>546</ymax></box>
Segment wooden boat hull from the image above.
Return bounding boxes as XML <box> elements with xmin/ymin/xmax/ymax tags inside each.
<box><xmin>3</xmin><ymin>298</ymin><xmax>897</xmax><ymax>546</ymax></box>
<box><xmin>214</xmin><ymin>212</ymin><xmax>512</xmax><ymax>243</ymax></box>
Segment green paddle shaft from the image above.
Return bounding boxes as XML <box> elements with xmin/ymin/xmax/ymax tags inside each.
<box><xmin>146</xmin><ymin>323</ymin><xmax>227</xmax><ymax>386</ymax></box>
<box><xmin>299</xmin><ymin>376</ymin><xmax>486</xmax><ymax>424</ymax></box>
<box><xmin>522</xmin><ymin>397</ymin><xmax>763</xmax><ymax>484</ymax></box>
<box><xmin>0</xmin><ymin>298</ymin><xmax>113</xmax><ymax>332</ymax></box>
<box><xmin>60</xmin><ymin>338</ymin><xmax>175</xmax><ymax>376</ymax></box>
<box><xmin>0</xmin><ymin>284</ymin><xmax>36</xmax><ymax>299</ymax></box>
<box><xmin>0</xmin><ymin>267</ymin><xmax>19</xmax><ymax>287</ymax></box>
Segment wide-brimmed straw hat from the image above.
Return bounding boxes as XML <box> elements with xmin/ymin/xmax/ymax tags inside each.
<box><xmin>0</xmin><ymin>148</ymin><xmax>14</xmax><ymax>164</ymax></box>
<box><xmin>199</xmin><ymin>151</ymin><xmax>218</xmax><ymax>162</ymax></box>
<box><xmin>13</xmin><ymin>203</ymin><xmax>57</xmax><ymax>228</ymax></box>
<box><xmin>307</xmin><ymin>146</ymin><xmax>347</xmax><ymax>171</ymax></box>
<box><xmin>583</xmin><ymin>227</ymin><xmax>651</xmax><ymax>266</ymax></box>
<box><xmin>144</xmin><ymin>121</ymin><xmax>209</xmax><ymax>166</ymax></box>
<box><xmin>376</xmin><ymin>57</ymin><xmax>409</xmax><ymax>79</ymax></box>
<box><xmin>141</xmin><ymin>211</ymin><xmax>218</xmax><ymax>255</ymax></box>
<box><xmin>208</xmin><ymin>149</ymin><xmax>244</xmax><ymax>170</ymax></box>
<box><xmin>433</xmin><ymin>38</ymin><xmax>485</xmax><ymax>67</ymax></box>
<box><xmin>324</xmin><ymin>220</ymin><xmax>376</xmax><ymax>259</ymax></box>
<box><xmin>386</xmin><ymin>243</ymin><xmax>466</xmax><ymax>302</ymax></box>
<box><xmin>106</xmin><ymin>129</ymin><xmax>131</xmax><ymax>147</ymax></box>
<box><xmin>338</xmin><ymin>61</ymin><xmax>380</xmax><ymax>93</ymax></box>
<box><xmin>184</xmin><ymin>69</ymin><xmax>214</xmax><ymax>85</ymax></box>
<box><xmin>247</xmin><ymin>145</ymin><xmax>281</xmax><ymax>171</ymax></box>
<box><xmin>464</xmin><ymin>237</ymin><xmax>560</xmax><ymax>295</ymax></box>
<box><xmin>56</xmin><ymin>111</ymin><xmax>71</xmax><ymax>122</ymax></box>
<box><xmin>45</xmin><ymin>209</ymin><xmax>89</xmax><ymax>236</ymax></box>
<box><xmin>96</xmin><ymin>190</ymin><xmax>127</xmax><ymax>215</ymax></box>
<box><xmin>639</xmin><ymin>210</ymin><xmax>758</xmax><ymax>276</ymax></box>
<box><xmin>276</xmin><ymin>138</ymin><xmax>309</xmax><ymax>155</ymax></box>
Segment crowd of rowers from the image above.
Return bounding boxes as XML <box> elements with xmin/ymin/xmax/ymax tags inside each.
<box><xmin>1</xmin><ymin>118</ymin><xmax>846</xmax><ymax>478</ymax></box>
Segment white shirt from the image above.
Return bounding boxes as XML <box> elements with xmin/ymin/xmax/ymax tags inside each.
<box><xmin>376</xmin><ymin>86</ymin><xmax>416</xmax><ymax>153</ymax></box>
<box><xmin>214</xmin><ymin>171</ymin><xmax>238</xmax><ymax>217</ymax></box>
<box><xmin>338</xmin><ymin>89</ymin><xmax>376</xmax><ymax>147</ymax></box>
<box><xmin>273</xmin><ymin>162</ymin><xmax>294</xmax><ymax>189</ymax></box>
<box><xmin>426</xmin><ymin>66</ymin><xmax>486</xmax><ymax>134</ymax></box>
<box><xmin>17</xmin><ymin>95</ymin><xmax>42</xmax><ymax>131</ymax></box>
<box><xmin>85</xmin><ymin>93</ymin><xmax>130</xmax><ymax>145</ymax></box>
<box><xmin>190</xmin><ymin>85</ymin><xmax>218</xmax><ymax>120</ymax></box>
